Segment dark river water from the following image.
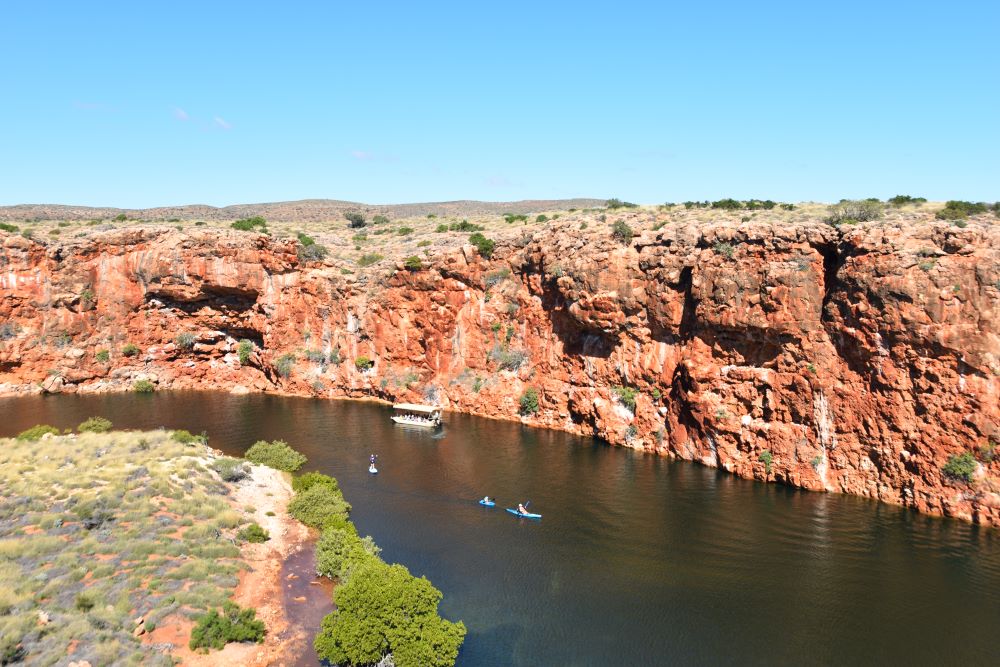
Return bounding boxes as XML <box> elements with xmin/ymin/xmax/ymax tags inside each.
<box><xmin>2</xmin><ymin>392</ymin><xmax>999</xmax><ymax>665</ymax></box>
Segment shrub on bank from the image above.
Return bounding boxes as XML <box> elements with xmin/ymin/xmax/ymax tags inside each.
<box><xmin>133</xmin><ymin>380</ymin><xmax>155</xmax><ymax>393</ymax></box>
<box><xmin>942</xmin><ymin>452</ymin><xmax>977</xmax><ymax>482</ymax></box>
<box><xmin>288</xmin><ymin>483</ymin><xmax>351</xmax><ymax>528</ymax></box>
<box><xmin>519</xmin><ymin>387</ymin><xmax>540</xmax><ymax>415</ymax></box>
<box><xmin>78</xmin><ymin>417</ymin><xmax>113</xmax><ymax>433</ymax></box>
<box><xmin>213</xmin><ymin>457</ymin><xmax>250</xmax><ymax>482</ymax></box>
<box><xmin>237</xmin><ymin>523</ymin><xmax>270</xmax><ymax>543</ymax></box>
<box><xmin>189</xmin><ymin>602</ymin><xmax>265</xmax><ymax>651</ymax></box>
<box><xmin>316</xmin><ymin>524</ymin><xmax>382</xmax><ymax>582</ymax></box>
<box><xmin>292</xmin><ymin>471</ymin><xmax>340</xmax><ymax>494</ymax></box>
<box><xmin>275</xmin><ymin>353</ymin><xmax>296</xmax><ymax>378</ymax></box>
<box><xmin>245</xmin><ymin>440</ymin><xmax>307</xmax><ymax>472</ymax></box>
<box><xmin>613</xmin><ymin>386</ymin><xmax>637</xmax><ymax>413</ymax></box>
<box><xmin>16</xmin><ymin>425</ymin><xmax>60</xmax><ymax>441</ymax></box>
<box><xmin>237</xmin><ymin>339</ymin><xmax>255</xmax><ymax>365</ymax></box>
<box><xmin>313</xmin><ymin>559</ymin><xmax>466</xmax><ymax>667</ymax></box>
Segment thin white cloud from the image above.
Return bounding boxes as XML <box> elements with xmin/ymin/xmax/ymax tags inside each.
<box><xmin>173</xmin><ymin>107</ymin><xmax>189</xmax><ymax>121</ymax></box>
<box><xmin>213</xmin><ymin>116</ymin><xmax>232</xmax><ymax>130</ymax></box>
<box><xmin>351</xmin><ymin>150</ymin><xmax>374</xmax><ymax>160</ymax></box>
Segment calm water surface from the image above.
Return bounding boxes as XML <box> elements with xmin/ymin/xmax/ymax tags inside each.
<box><xmin>2</xmin><ymin>392</ymin><xmax>998</xmax><ymax>665</ymax></box>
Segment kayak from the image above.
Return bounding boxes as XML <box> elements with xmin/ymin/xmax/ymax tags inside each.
<box><xmin>506</xmin><ymin>508</ymin><xmax>542</xmax><ymax>519</ymax></box>
<box><xmin>368</xmin><ymin>465</ymin><xmax>378</xmax><ymax>474</ymax></box>
<box><xmin>478</xmin><ymin>499</ymin><xmax>496</xmax><ymax>507</ymax></box>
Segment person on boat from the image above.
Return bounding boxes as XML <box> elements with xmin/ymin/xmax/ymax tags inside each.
<box><xmin>517</xmin><ymin>503</ymin><xmax>528</xmax><ymax>515</ymax></box>
<box><xmin>482</xmin><ymin>496</ymin><xmax>492</xmax><ymax>504</ymax></box>
<box><xmin>370</xmin><ymin>453</ymin><xmax>377</xmax><ymax>464</ymax></box>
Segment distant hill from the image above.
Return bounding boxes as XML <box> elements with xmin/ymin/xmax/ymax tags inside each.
<box><xmin>0</xmin><ymin>198</ymin><xmax>607</xmax><ymax>222</ymax></box>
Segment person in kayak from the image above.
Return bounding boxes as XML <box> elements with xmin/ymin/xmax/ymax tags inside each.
<box><xmin>482</xmin><ymin>496</ymin><xmax>492</xmax><ymax>504</ymax></box>
<box><xmin>517</xmin><ymin>503</ymin><xmax>529</xmax><ymax>515</ymax></box>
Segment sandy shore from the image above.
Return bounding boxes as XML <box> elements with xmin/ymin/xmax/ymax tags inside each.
<box><xmin>145</xmin><ymin>462</ymin><xmax>314</xmax><ymax>666</ymax></box>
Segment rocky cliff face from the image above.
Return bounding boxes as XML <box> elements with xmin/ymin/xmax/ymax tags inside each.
<box><xmin>2</xmin><ymin>218</ymin><xmax>998</xmax><ymax>524</ymax></box>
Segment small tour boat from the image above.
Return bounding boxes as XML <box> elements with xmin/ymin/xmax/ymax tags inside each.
<box><xmin>391</xmin><ymin>403</ymin><xmax>443</xmax><ymax>428</ymax></box>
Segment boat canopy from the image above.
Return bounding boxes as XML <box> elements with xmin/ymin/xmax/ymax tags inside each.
<box><xmin>392</xmin><ymin>403</ymin><xmax>441</xmax><ymax>414</ymax></box>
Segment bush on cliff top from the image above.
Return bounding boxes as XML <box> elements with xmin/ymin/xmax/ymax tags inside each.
<box><xmin>936</xmin><ymin>200</ymin><xmax>988</xmax><ymax>220</ymax></box>
<box><xmin>244</xmin><ymin>439</ymin><xmax>307</xmax><ymax>472</ymax></box>
<box><xmin>468</xmin><ymin>232</ymin><xmax>495</xmax><ymax>259</ymax></box>
<box><xmin>231</xmin><ymin>216</ymin><xmax>267</xmax><ymax>232</ymax></box>
<box><xmin>345</xmin><ymin>212</ymin><xmax>367</xmax><ymax>228</ymax></box>
<box><xmin>827</xmin><ymin>200</ymin><xmax>883</xmax><ymax>226</ymax></box>
<box><xmin>293</xmin><ymin>471</ymin><xmax>341</xmax><ymax>495</ymax></box>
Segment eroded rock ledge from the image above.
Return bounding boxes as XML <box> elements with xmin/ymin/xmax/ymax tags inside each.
<box><xmin>2</xmin><ymin>218</ymin><xmax>998</xmax><ymax>524</ymax></box>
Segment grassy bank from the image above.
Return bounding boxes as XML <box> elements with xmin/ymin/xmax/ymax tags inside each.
<box><xmin>0</xmin><ymin>426</ymin><xmax>271</xmax><ymax>665</ymax></box>
<box><xmin>245</xmin><ymin>441</ymin><xmax>467</xmax><ymax>666</ymax></box>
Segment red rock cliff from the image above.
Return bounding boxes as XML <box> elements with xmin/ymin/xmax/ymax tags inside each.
<box><xmin>2</xmin><ymin>220</ymin><xmax>998</xmax><ymax>524</ymax></box>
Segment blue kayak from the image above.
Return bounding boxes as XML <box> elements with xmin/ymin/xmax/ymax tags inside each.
<box><xmin>506</xmin><ymin>508</ymin><xmax>542</xmax><ymax>519</ymax></box>
<box><xmin>478</xmin><ymin>499</ymin><xmax>496</xmax><ymax>507</ymax></box>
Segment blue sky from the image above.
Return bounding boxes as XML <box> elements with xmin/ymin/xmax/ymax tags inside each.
<box><xmin>1</xmin><ymin>1</ymin><xmax>997</xmax><ymax>207</ymax></box>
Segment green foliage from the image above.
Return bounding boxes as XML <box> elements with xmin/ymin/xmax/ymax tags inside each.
<box><xmin>711</xmin><ymin>198</ymin><xmax>743</xmax><ymax>210</ymax></box>
<box><xmin>713</xmin><ymin>241</ymin><xmax>736</xmax><ymax>258</ymax></box>
<box><xmin>315</xmin><ymin>526</ymin><xmax>382</xmax><ymax>583</ymax></box>
<box><xmin>355</xmin><ymin>356</ymin><xmax>374</xmax><ymax>371</ymax></box>
<box><xmin>611</xmin><ymin>219</ymin><xmax>633</xmax><ymax>245</ymax></box>
<box><xmin>448</xmin><ymin>220</ymin><xmax>484</xmax><ymax>232</ymax></box>
<box><xmin>95</xmin><ymin>348</ymin><xmax>110</xmax><ymax>363</ymax></box>
<box><xmin>345</xmin><ymin>212</ymin><xmax>367</xmax><ymax>228</ymax></box>
<box><xmin>237</xmin><ymin>339</ymin><xmax>255</xmax><ymax>365</ymax></box>
<box><xmin>74</xmin><ymin>592</ymin><xmax>95</xmax><ymax>612</ymax></box>
<box><xmin>888</xmin><ymin>195</ymin><xmax>927</xmax><ymax>207</ymax></box>
<box><xmin>275</xmin><ymin>353</ymin><xmax>296</xmax><ymax>378</ymax></box>
<box><xmin>358</xmin><ymin>253</ymin><xmax>384</xmax><ymax>267</ymax></box>
<box><xmin>403</xmin><ymin>255</ymin><xmax>423</xmax><ymax>270</ymax></box>
<box><xmin>16</xmin><ymin>425</ymin><xmax>60</xmax><ymax>441</ymax></box>
<box><xmin>113</xmin><ymin>213</ymin><xmax>128</xmax><ymax>222</ymax></box>
<box><xmin>288</xmin><ymin>484</ymin><xmax>351</xmax><ymax>528</ymax></box>
<box><xmin>519</xmin><ymin>387</ymin><xmax>540</xmax><ymax>415</ymax></box>
<box><xmin>759</xmin><ymin>450</ymin><xmax>773</xmax><ymax>473</ymax></box>
<box><xmin>606</xmin><ymin>198</ymin><xmax>637</xmax><ymax>209</ymax></box>
<box><xmin>827</xmin><ymin>200</ymin><xmax>883</xmax><ymax>225</ymax></box>
<box><xmin>173</xmin><ymin>429</ymin><xmax>206</xmax><ymax>445</ymax></box>
<box><xmin>212</xmin><ymin>457</ymin><xmax>250</xmax><ymax>482</ymax></box>
<box><xmin>936</xmin><ymin>200</ymin><xmax>988</xmax><ymax>220</ymax></box>
<box><xmin>313</xmin><ymin>559</ymin><xmax>466</xmax><ymax>667</ymax></box>
<box><xmin>298</xmin><ymin>237</ymin><xmax>329</xmax><ymax>262</ymax></box>
<box><xmin>536</xmin><ymin>214</ymin><xmax>549</xmax><ymax>222</ymax></box>
<box><xmin>292</xmin><ymin>472</ymin><xmax>340</xmax><ymax>494</ymax></box>
<box><xmin>122</xmin><ymin>343</ymin><xmax>140</xmax><ymax>357</ymax></box>
<box><xmin>372</xmin><ymin>214</ymin><xmax>390</xmax><ymax>225</ymax></box>
<box><xmin>78</xmin><ymin>416</ymin><xmax>113</xmax><ymax>433</ymax></box>
<box><xmin>613</xmin><ymin>386</ymin><xmax>637</xmax><ymax>413</ymax></box>
<box><xmin>468</xmin><ymin>232</ymin><xmax>495</xmax><ymax>258</ymax></box>
<box><xmin>238</xmin><ymin>523</ymin><xmax>270</xmax><ymax>543</ymax></box>
<box><xmin>397</xmin><ymin>226</ymin><xmax>415</xmax><ymax>236</ymax></box>
<box><xmin>417</xmin><ymin>239</ymin><xmax>432</xmax><ymax>247</ymax></box>
<box><xmin>0</xmin><ymin>222</ymin><xmax>19</xmax><ymax>233</ymax></box>
<box><xmin>133</xmin><ymin>380</ymin><xmax>155</xmax><ymax>393</ymax></box>
<box><xmin>245</xmin><ymin>440</ymin><xmax>307</xmax><ymax>472</ymax></box>
<box><xmin>503</xmin><ymin>213</ymin><xmax>528</xmax><ymax>224</ymax></box>
<box><xmin>189</xmin><ymin>602</ymin><xmax>265</xmax><ymax>651</ymax></box>
<box><xmin>436</xmin><ymin>224</ymin><xmax>449</xmax><ymax>232</ymax></box>
<box><xmin>175</xmin><ymin>332</ymin><xmax>196</xmax><ymax>349</ymax></box>
<box><xmin>489</xmin><ymin>344</ymin><xmax>528</xmax><ymax>371</ymax></box>
<box><xmin>942</xmin><ymin>452</ymin><xmax>977</xmax><ymax>482</ymax></box>
<box><xmin>231</xmin><ymin>216</ymin><xmax>267</xmax><ymax>232</ymax></box>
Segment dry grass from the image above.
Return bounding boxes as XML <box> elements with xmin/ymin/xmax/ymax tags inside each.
<box><xmin>0</xmin><ymin>429</ymin><xmax>263</xmax><ymax>665</ymax></box>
